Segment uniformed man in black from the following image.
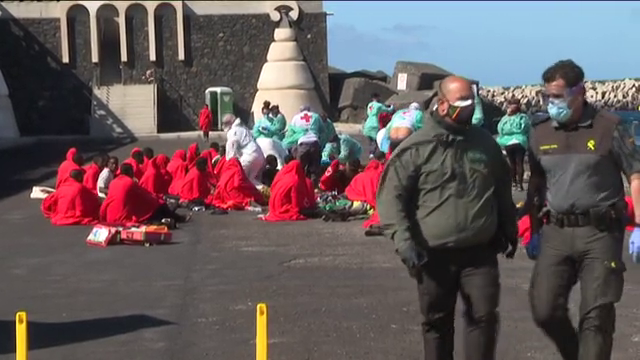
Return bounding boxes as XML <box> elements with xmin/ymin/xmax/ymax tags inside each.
<box><xmin>378</xmin><ymin>76</ymin><xmax>518</xmax><ymax>360</ymax></box>
<box><xmin>526</xmin><ymin>59</ymin><xmax>640</xmax><ymax>360</ymax></box>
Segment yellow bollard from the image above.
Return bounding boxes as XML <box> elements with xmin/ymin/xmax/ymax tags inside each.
<box><xmin>15</xmin><ymin>311</ymin><xmax>27</xmax><ymax>360</ymax></box>
<box><xmin>256</xmin><ymin>303</ymin><xmax>267</xmax><ymax>360</ymax></box>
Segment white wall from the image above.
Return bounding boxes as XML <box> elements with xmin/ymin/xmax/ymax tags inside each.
<box><xmin>0</xmin><ymin>1</ymin><xmax>324</xmax><ymax>18</ymax></box>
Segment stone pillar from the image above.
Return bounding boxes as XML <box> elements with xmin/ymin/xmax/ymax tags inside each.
<box><xmin>251</xmin><ymin>3</ymin><xmax>323</xmax><ymax>123</ymax></box>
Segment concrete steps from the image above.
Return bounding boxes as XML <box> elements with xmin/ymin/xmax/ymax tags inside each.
<box><xmin>91</xmin><ymin>84</ymin><xmax>157</xmax><ymax>138</ymax></box>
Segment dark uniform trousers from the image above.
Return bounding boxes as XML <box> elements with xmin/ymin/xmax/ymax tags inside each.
<box><xmin>529</xmin><ymin>223</ymin><xmax>625</xmax><ymax>360</ymax></box>
<box><xmin>416</xmin><ymin>245</ymin><xmax>500</xmax><ymax>360</ymax></box>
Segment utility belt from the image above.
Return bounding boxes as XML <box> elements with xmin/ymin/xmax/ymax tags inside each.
<box><xmin>542</xmin><ymin>203</ymin><xmax>626</xmax><ymax>231</ymax></box>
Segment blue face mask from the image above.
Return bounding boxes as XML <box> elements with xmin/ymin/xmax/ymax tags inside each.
<box><xmin>547</xmin><ymin>100</ymin><xmax>572</xmax><ymax>123</ymax></box>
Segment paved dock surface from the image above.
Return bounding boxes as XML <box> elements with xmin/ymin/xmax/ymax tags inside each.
<box><xmin>0</xmin><ymin>138</ymin><xmax>639</xmax><ymax>360</ymax></box>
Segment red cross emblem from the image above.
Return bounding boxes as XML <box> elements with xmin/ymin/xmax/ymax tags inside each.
<box><xmin>301</xmin><ymin>113</ymin><xmax>312</xmax><ymax>123</ymax></box>
<box><xmin>369</xmin><ymin>105</ymin><xmax>374</xmax><ymax>112</ymax></box>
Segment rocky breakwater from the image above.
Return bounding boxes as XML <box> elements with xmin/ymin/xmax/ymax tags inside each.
<box><xmin>480</xmin><ymin>78</ymin><xmax>640</xmax><ymax>113</ymax></box>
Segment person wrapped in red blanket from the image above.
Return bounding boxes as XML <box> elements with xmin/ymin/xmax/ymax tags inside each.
<box><xmin>263</xmin><ymin>160</ymin><xmax>316</xmax><ymax>222</ymax></box>
<box><xmin>100</xmin><ymin>163</ymin><xmax>187</xmax><ymax>225</ymax></box>
<box><xmin>55</xmin><ymin>147</ymin><xmax>84</xmax><ymax>189</ymax></box>
<box><xmin>318</xmin><ymin>158</ymin><xmax>363</xmax><ymax>194</ymax></box>
<box><xmin>139</xmin><ymin>154</ymin><xmax>172</xmax><ymax>197</ymax></box>
<box><xmin>42</xmin><ymin>169</ymin><xmax>101</xmax><ymax>225</ymax></box>
<box><xmin>199</xmin><ymin>104</ymin><xmax>213</xmax><ymax>142</ymax></box>
<box><xmin>179</xmin><ymin>157</ymin><xmax>215</xmax><ymax>207</ymax></box>
<box><xmin>211</xmin><ymin>157</ymin><xmax>266</xmax><ymax>210</ymax></box>
<box><xmin>83</xmin><ymin>153</ymin><xmax>107</xmax><ymax>193</ymax></box>
<box><xmin>141</xmin><ymin>147</ymin><xmax>155</xmax><ymax>173</ymax></box>
<box><xmin>186</xmin><ymin>143</ymin><xmax>200</xmax><ymax>170</ymax></box>
<box><xmin>121</xmin><ymin>148</ymin><xmax>145</xmax><ymax>181</ymax></box>
<box><xmin>167</xmin><ymin>150</ymin><xmax>188</xmax><ymax>195</ymax></box>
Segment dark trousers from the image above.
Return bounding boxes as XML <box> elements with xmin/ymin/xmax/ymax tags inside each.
<box><xmin>295</xmin><ymin>141</ymin><xmax>321</xmax><ymax>184</ymax></box>
<box><xmin>504</xmin><ymin>143</ymin><xmax>526</xmax><ymax>188</ymax></box>
<box><xmin>148</xmin><ymin>203</ymin><xmax>186</xmax><ymax>223</ymax></box>
<box><xmin>367</xmin><ymin>136</ymin><xmax>378</xmax><ymax>156</ymax></box>
<box><xmin>529</xmin><ymin>224</ymin><xmax>625</xmax><ymax>360</ymax></box>
<box><xmin>417</xmin><ymin>245</ymin><xmax>500</xmax><ymax>360</ymax></box>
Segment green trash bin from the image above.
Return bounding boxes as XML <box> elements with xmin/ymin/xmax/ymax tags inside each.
<box><xmin>205</xmin><ymin>87</ymin><xmax>234</xmax><ymax>131</ymax></box>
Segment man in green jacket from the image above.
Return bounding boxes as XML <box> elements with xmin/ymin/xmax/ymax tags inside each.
<box><xmin>377</xmin><ymin>75</ymin><xmax>518</xmax><ymax>360</ymax></box>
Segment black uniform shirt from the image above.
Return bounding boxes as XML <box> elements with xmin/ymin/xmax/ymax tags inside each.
<box><xmin>528</xmin><ymin>104</ymin><xmax>640</xmax><ymax>213</ymax></box>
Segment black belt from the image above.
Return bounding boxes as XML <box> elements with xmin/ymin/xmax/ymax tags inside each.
<box><xmin>546</xmin><ymin>207</ymin><xmax>621</xmax><ymax>229</ymax></box>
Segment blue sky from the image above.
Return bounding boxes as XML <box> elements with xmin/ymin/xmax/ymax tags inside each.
<box><xmin>325</xmin><ymin>1</ymin><xmax>640</xmax><ymax>86</ymax></box>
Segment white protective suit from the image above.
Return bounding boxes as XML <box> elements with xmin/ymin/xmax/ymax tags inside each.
<box><xmin>255</xmin><ymin>137</ymin><xmax>288</xmax><ymax>169</ymax></box>
<box><xmin>225</xmin><ymin>118</ymin><xmax>265</xmax><ymax>186</ymax></box>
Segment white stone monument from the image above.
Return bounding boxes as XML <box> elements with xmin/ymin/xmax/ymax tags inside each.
<box><xmin>251</xmin><ymin>5</ymin><xmax>323</xmax><ymax>123</ymax></box>
<box><xmin>0</xmin><ymin>69</ymin><xmax>19</xmax><ymax>138</ymax></box>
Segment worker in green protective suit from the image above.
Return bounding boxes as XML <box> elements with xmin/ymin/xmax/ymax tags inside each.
<box><xmin>471</xmin><ymin>84</ymin><xmax>485</xmax><ymax>127</ymax></box>
<box><xmin>362</xmin><ymin>93</ymin><xmax>393</xmax><ymax>157</ymax></box>
<box><xmin>253</xmin><ymin>104</ymin><xmax>286</xmax><ymax>141</ymax></box>
<box><xmin>319</xmin><ymin>112</ymin><xmax>337</xmax><ymax>149</ymax></box>
<box><xmin>281</xmin><ymin>105</ymin><xmax>323</xmax><ymax>150</ymax></box>
<box><xmin>321</xmin><ymin>133</ymin><xmax>363</xmax><ymax>165</ymax></box>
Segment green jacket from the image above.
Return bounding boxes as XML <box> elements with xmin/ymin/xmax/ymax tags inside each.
<box><xmin>322</xmin><ymin>134</ymin><xmax>363</xmax><ymax>164</ymax></box>
<box><xmin>472</xmin><ymin>94</ymin><xmax>484</xmax><ymax>127</ymax></box>
<box><xmin>282</xmin><ymin>111</ymin><xmax>323</xmax><ymax>149</ymax></box>
<box><xmin>363</xmin><ymin>101</ymin><xmax>392</xmax><ymax>139</ymax></box>
<box><xmin>319</xmin><ymin>119</ymin><xmax>337</xmax><ymax>148</ymax></box>
<box><xmin>253</xmin><ymin>114</ymin><xmax>286</xmax><ymax>141</ymax></box>
<box><xmin>496</xmin><ymin>113</ymin><xmax>530</xmax><ymax>148</ymax></box>
<box><xmin>377</xmin><ymin>112</ymin><xmax>517</xmax><ymax>253</ymax></box>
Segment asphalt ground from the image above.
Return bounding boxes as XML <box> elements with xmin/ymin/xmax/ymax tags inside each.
<box><xmin>0</xmin><ymin>136</ymin><xmax>639</xmax><ymax>360</ymax></box>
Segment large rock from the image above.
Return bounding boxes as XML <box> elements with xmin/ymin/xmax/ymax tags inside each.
<box><xmin>391</xmin><ymin>61</ymin><xmax>453</xmax><ymax>92</ymax></box>
<box><xmin>386</xmin><ymin>90</ymin><xmax>437</xmax><ymax>110</ymax></box>
<box><xmin>336</xmin><ymin>78</ymin><xmax>396</xmax><ymax>123</ymax></box>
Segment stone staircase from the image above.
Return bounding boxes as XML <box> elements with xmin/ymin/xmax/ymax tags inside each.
<box><xmin>91</xmin><ymin>84</ymin><xmax>157</xmax><ymax>138</ymax></box>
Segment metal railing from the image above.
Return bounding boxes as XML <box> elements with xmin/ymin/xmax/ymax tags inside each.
<box><xmin>154</xmin><ymin>73</ymin><xmax>199</xmax><ymax>129</ymax></box>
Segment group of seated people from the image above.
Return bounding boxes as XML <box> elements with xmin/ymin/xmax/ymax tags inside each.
<box><xmin>40</xmin><ymin>127</ymin><xmax>390</xmax><ymax>235</ymax></box>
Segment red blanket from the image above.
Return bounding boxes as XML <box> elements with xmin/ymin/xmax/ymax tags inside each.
<box><xmin>199</xmin><ymin>107</ymin><xmax>212</xmax><ymax>131</ymax></box>
<box><xmin>346</xmin><ymin>160</ymin><xmax>385</xmax><ymax>229</ymax></box>
<box><xmin>99</xmin><ymin>175</ymin><xmax>160</xmax><ymax>224</ymax></box>
<box><xmin>121</xmin><ymin>148</ymin><xmax>145</xmax><ymax>181</ymax></box>
<box><xmin>83</xmin><ymin>163</ymin><xmax>101</xmax><ymax>193</ymax></box>
<box><xmin>211</xmin><ymin>158</ymin><xmax>265</xmax><ymax>210</ymax></box>
<box><xmin>186</xmin><ymin>143</ymin><xmax>199</xmax><ymax>170</ymax></box>
<box><xmin>139</xmin><ymin>154</ymin><xmax>171</xmax><ymax>196</ymax></box>
<box><xmin>42</xmin><ymin>179</ymin><xmax>101</xmax><ymax>225</ymax></box>
<box><xmin>264</xmin><ymin>160</ymin><xmax>315</xmax><ymax>222</ymax></box>
<box><xmin>319</xmin><ymin>159</ymin><xmax>346</xmax><ymax>193</ymax></box>
<box><xmin>167</xmin><ymin>150</ymin><xmax>188</xmax><ymax>195</ymax></box>
<box><xmin>179</xmin><ymin>165</ymin><xmax>213</xmax><ymax>203</ymax></box>
<box><xmin>55</xmin><ymin>148</ymin><xmax>81</xmax><ymax>189</ymax></box>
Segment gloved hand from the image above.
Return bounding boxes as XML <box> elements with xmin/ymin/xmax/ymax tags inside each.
<box><xmin>396</xmin><ymin>242</ymin><xmax>427</xmax><ymax>279</ymax></box>
<box><xmin>525</xmin><ymin>233</ymin><xmax>541</xmax><ymax>260</ymax></box>
<box><xmin>503</xmin><ymin>235</ymin><xmax>518</xmax><ymax>259</ymax></box>
<box><xmin>259</xmin><ymin>125</ymin><xmax>270</xmax><ymax>133</ymax></box>
<box><xmin>629</xmin><ymin>227</ymin><xmax>640</xmax><ymax>264</ymax></box>
<box><xmin>320</xmin><ymin>158</ymin><xmax>331</xmax><ymax>167</ymax></box>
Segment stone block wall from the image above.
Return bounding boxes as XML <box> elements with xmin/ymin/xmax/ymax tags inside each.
<box><xmin>0</xmin><ymin>9</ymin><xmax>328</xmax><ymax>135</ymax></box>
<box><xmin>0</xmin><ymin>17</ymin><xmax>94</xmax><ymax>136</ymax></box>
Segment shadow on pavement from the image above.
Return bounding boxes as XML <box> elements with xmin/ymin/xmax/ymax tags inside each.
<box><xmin>0</xmin><ymin>314</ymin><xmax>173</xmax><ymax>354</ymax></box>
<box><xmin>0</xmin><ymin>139</ymin><xmax>133</xmax><ymax>201</ymax></box>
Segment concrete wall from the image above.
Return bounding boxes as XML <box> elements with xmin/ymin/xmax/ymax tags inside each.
<box><xmin>0</xmin><ymin>1</ymin><xmax>328</xmax><ymax>135</ymax></box>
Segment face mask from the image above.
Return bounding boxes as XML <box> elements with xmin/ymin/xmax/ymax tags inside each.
<box><xmin>547</xmin><ymin>99</ymin><xmax>572</xmax><ymax>123</ymax></box>
<box><xmin>446</xmin><ymin>99</ymin><xmax>475</xmax><ymax>126</ymax></box>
